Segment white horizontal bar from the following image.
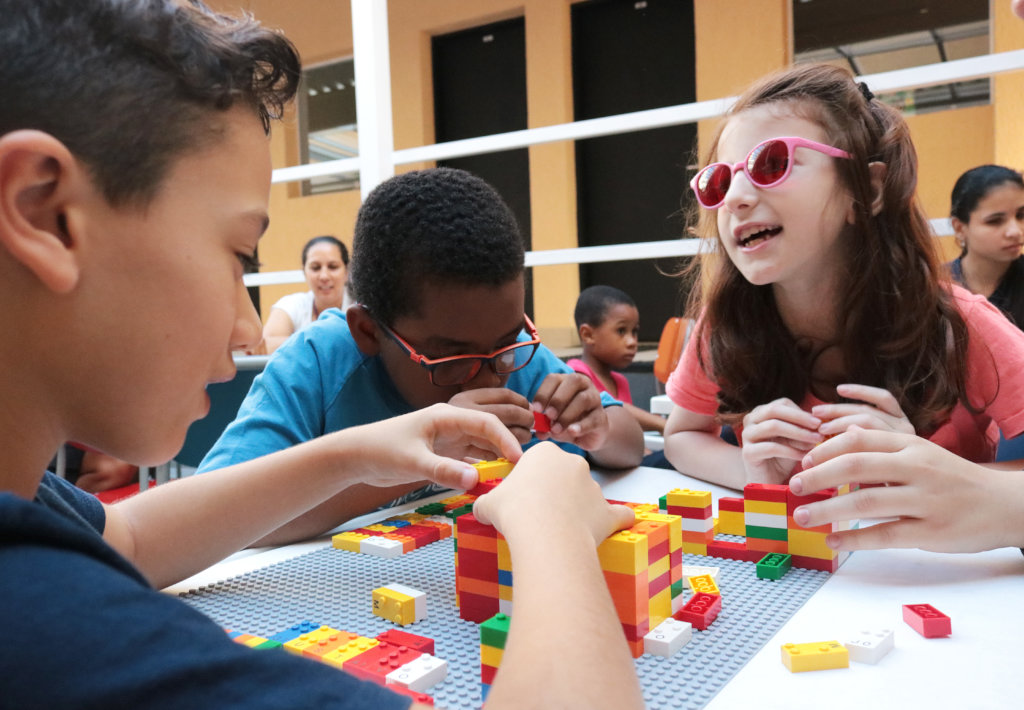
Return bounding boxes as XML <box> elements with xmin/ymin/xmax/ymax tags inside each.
<box><xmin>244</xmin><ymin>219</ymin><xmax>956</xmax><ymax>287</ymax></box>
<box><xmin>270</xmin><ymin>51</ymin><xmax>1024</xmax><ymax>185</ymax></box>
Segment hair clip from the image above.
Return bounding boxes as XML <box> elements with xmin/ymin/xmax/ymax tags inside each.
<box><xmin>857</xmin><ymin>81</ymin><xmax>875</xmax><ymax>102</ymax></box>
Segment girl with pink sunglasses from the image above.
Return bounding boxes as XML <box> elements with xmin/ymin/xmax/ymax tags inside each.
<box><xmin>663</xmin><ymin>63</ymin><xmax>1024</xmax><ymax>492</ymax></box>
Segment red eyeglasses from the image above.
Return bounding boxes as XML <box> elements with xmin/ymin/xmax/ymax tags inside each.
<box><xmin>377</xmin><ymin>314</ymin><xmax>541</xmax><ymax>387</ymax></box>
<box><xmin>690</xmin><ymin>136</ymin><xmax>852</xmax><ymax>209</ymax></box>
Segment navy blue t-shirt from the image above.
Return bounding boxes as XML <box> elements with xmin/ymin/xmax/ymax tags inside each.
<box><xmin>0</xmin><ymin>473</ymin><xmax>411</xmax><ymax>709</ymax></box>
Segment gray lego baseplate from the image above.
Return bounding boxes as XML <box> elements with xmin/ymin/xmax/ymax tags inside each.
<box><xmin>180</xmin><ymin>531</ymin><xmax>831</xmax><ymax>710</ymax></box>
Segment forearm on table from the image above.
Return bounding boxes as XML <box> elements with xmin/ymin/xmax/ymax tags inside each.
<box><xmin>587</xmin><ymin>406</ymin><xmax>645</xmax><ymax>469</ymax></box>
<box><xmin>485</xmin><ymin>523</ymin><xmax>643</xmax><ymax>710</ymax></box>
<box><xmin>663</xmin><ymin>429</ymin><xmax>746</xmax><ymax>489</ymax></box>
<box><xmin>106</xmin><ymin>434</ymin><xmax>375</xmax><ymax>588</ymax></box>
<box><xmin>250</xmin><ymin>480</ymin><xmax>428</xmax><ymax>547</ymax></box>
<box><xmin>624</xmin><ymin>402</ymin><xmax>666</xmax><ymax>434</ymax></box>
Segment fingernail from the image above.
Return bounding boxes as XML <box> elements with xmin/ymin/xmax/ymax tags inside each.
<box><xmin>793</xmin><ymin>506</ymin><xmax>809</xmax><ymax>525</ymax></box>
<box><xmin>544</xmin><ymin>407</ymin><xmax>558</xmax><ymax>420</ymax></box>
<box><xmin>460</xmin><ymin>464</ymin><xmax>478</xmax><ymax>490</ymax></box>
<box><xmin>790</xmin><ymin>477</ymin><xmax>804</xmax><ymax>495</ymax></box>
<box><xmin>530</xmin><ymin>401</ymin><xmax>542</xmax><ymax>413</ymax></box>
<box><xmin>801</xmin><ymin>453</ymin><xmax>813</xmax><ymax>468</ymax></box>
<box><xmin>551</xmin><ymin>422</ymin><xmax>563</xmax><ymax>435</ymax></box>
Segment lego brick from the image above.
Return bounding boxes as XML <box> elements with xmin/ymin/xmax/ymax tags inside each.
<box><xmin>479</xmin><ymin>613</ymin><xmax>511</xmax><ymax>649</ymax></box>
<box><xmin>644</xmin><ymin>617</ymin><xmax>693</xmax><ymax>657</ymax></box>
<box><xmin>665</xmin><ymin>488</ymin><xmax>712</xmax><ymax>508</ymax></box>
<box><xmin>789</xmin><ymin>554</ymin><xmax>841</xmax><ymax>573</ymax></box>
<box><xmin>377</xmin><ymin>629</ymin><xmax>435</xmax><ymax>654</ymax></box>
<box><xmin>344</xmin><ymin>642</ymin><xmax>424</xmax><ymax>684</ymax></box>
<box><xmin>746</xmin><ymin>537</ymin><xmax>788</xmax><ymax>554</ymax></box>
<box><xmin>480</xmin><ymin>663</ymin><xmax>498</xmax><ymax>685</ymax></box>
<box><xmin>361</xmin><ymin>536</ymin><xmax>405</xmax><ymax>558</ymax></box>
<box><xmin>386</xmin><ymin>653</ymin><xmax>448</xmax><ymax>693</ymax></box>
<box><xmin>473</xmin><ymin>458</ymin><xmax>513</xmax><ymax>482</ymax></box>
<box><xmin>682</xmin><ymin>565</ymin><xmax>720</xmax><ymax>581</ymax></box>
<box><xmin>706</xmin><ymin>540</ymin><xmax>763</xmax><ymax>562</ymax></box>
<box><xmin>743</xmin><ymin>499</ymin><xmax>787</xmax><ymax>517</ymax></box>
<box><xmin>465</xmin><ymin>478</ymin><xmax>502</xmax><ymax>498</ymax></box>
<box><xmin>786</xmin><ymin>485</ymin><xmax>838</xmax><ymax>515</ymax></box>
<box><xmin>267</xmin><ymin>620</ymin><xmax>321</xmax><ymax>644</ymax></box>
<box><xmin>717</xmin><ymin>496</ymin><xmax>745</xmax><ymax>512</ymax></box>
<box><xmin>597</xmin><ymin>530</ymin><xmax>648</xmax><ymax>575</ymax></box>
<box><xmin>479</xmin><ymin>643</ymin><xmax>503</xmax><ymax>668</ymax></box>
<box><xmin>781</xmin><ymin>641</ymin><xmax>849</xmax><ymax>672</ymax></box>
<box><xmin>681</xmin><ymin>541</ymin><xmax>708</xmax><ymax>556</ymax></box>
<box><xmin>686</xmin><ymin>573</ymin><xmax>721</xmax><ymax>596</ymax></box>
<box><xmin>456</xmin><ymin>531</ymin><xmax>499</xmax><ymax>554</ymax></box>
<box><xmin>382</xmin><ymin>533</ymin><xmax>416</xmax><ymax>554</ymax></box>
<box><xmin>844</xmin><ymin>628</ymin><xmax>894</xmax><ymax>664</ymax></box>
<box><xmin>744</xmin><ymin>512</ymin><xmax>787</xmax><ymax>529</ymax></box>
<box><xmin>320</xmin><ymin>636</ymin><xmax>380</xmax><ymax>670</ymax></box>
<box><xmin>674</xmin><ymin>592</ymin><xmax>722</xmax><ymax>630</ymax></box>
<box><xmin>666</xmin><ymin>504</ymin><xmax>713</xmax><ymax>520</ymax></box>
<box><xmin>373</xmin><ymin>585</ymin><xmax>426</xmax><ymax>626</ymax></box>
<box><xmin>743</xmin><ymin>482</ymin><xmax>789</xmax><ymax>503</ymax></box>
<box><xmin>744</xmin><ymin>524</ymin><xmax>788</xmax><ymax>541</ymax></box>
<box><xmin>717</xmin><ymin>510</ymin><xmax>746</xmax><ymax>537</ymax></box>
<box><xmin>787</xmin><ymin>529</ymin><xmax>837</xmax><ymax>559</ymax></box>
<box><xmin>678</xmin><ymin>516</ymin><xmax>715</xmax><ymax>534</ymax></box>
<box><xmin>332</xmin><ymin>531</ymin><xmax>371</xmax><ymax>552</ymax></box>
<box><xmin>532</xmin><ymin>410</ymin><xmax>551</xmax><ymax>433</ymax></box>
<box><xmin>903</xmin><ymin>604</ymin><xmax>951</xmax><ymax>638</ymax></box>
<box><xmin>756</xmin><ymin>553</ymin><xmax>792</xmax><ymax>581</ymax></box>
<box><xmin>458</xmin><ymin>590</ymin><xmax>499</xmax><ymax>623</ymax></box>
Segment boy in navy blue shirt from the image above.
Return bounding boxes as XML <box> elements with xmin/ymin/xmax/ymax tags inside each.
<box><xmin>0</xmin><ymin>1</ymin><xmax>643</xmax><ymax>708</ymax></box>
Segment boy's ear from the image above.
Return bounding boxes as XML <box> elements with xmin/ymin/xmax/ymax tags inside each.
<box><xmin>346</xmin><ymin>304</ymin><xmax>382</xmax><ymax>355</ymax></box>
<box><xmin>579</xmin><ymin>323</ymin><xmax>594</xmax><ymax>344</ymax></box>
<box><xmin>0</xmin><ymin>130</ymin><xmax>83</xmax><ymax>293</ymax></box>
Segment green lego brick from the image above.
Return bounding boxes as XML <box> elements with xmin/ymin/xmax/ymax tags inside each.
<box><xmin>745</xmin><ymin>524</ymin><xmax>789</xmax><ymax>542</ymax></box>
<box><xmin>756</xmin><ymin>553</ymin><xmax>793</xmax><ymax>580</ymax></box>
<box><xmin>415</xmin><ymin>502</ymin><xmax>447</xmax><ymax>515</ymax></box>
<box><xmin>671</xmin><ymin>579</ymin><xmax>685</xmax><ymax>597</ymax></box>
<box><xmin>253</xmin><ymin>639</ymin><xmax>283</xmax><ymax>650</ymax></box>
<box><xmin>480</xmin><ymin>613</ymin><xmax>511</xmax><ymax>649</ymax></box>
<box><xmin>658</xmin><ymin>494</ymin><xmax>668</xmax><ymax>512</ymax></box>
<box><xmin>445</xmin><ymin>503</ymin><xmax>475</xmax><ymax>520</ymax></box>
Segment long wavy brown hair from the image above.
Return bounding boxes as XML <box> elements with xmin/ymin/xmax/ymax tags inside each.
<box><xmin>686</xmin><ymin>64</ymin><xmax>972</xmax><ymax>433</ymax></box>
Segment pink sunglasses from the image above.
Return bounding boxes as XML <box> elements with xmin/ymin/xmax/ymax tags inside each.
<box><xmin>690</xmin><ymin>136</ymin><xmax>852</xmax><ymax>209</ymax></box>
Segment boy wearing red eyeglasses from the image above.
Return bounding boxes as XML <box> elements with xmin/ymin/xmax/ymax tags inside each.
<box><xmin>200</xmin><ymin>168</ymin><xmax>644</xmax><ymax>545</ymax></box>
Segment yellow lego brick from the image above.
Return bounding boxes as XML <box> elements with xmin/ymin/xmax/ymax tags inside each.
<box><xmin>498</xmin><ymin>584</ymin><xmax>514</xmax><ymax>601</ymax></box>
<box><xmin>364</xmin><ymin>523</ymin><xmax>397</xmax><ymax>533</ymax></box>
<box><xmin>713</xmin><ymin>517</ymin><xmax>719</xmax><ymax>534</ymax></box>
<box><xmin>787</xmin><ymin>529</ymin><xmax>838</xmax><ymax>559</ymax></box>
<box><xmin>632</xmin><ymin>502</ymin><xmax>659</xmax><ymax>514</ymax></box>
<box><xmin>473</xmin><ymin>458</ymin><xmax>514</xmax><ymax>482</ymax></box>
<box><xmin>283</xmin><ymin>626</ymin><xmax>343</xmax><ymax>655</ymax></box>
<box><xmin>781</xmin><ymin>641</ymin><xmax>849</xmax><ymax>672</ymax></box>
<box><xmin>681</xmin><ymin>542</ymin><xmax>707</xmax><ymax>556</ymax></box>
<box><xmin>648</xmin><ymin>587</ymin><xmax>672</xmax><ymax>628</ymax></box>
<box><xmin>480</xmin><ymin>644</ymin><xmax>504</xmax><ymax>667</ymax></box>
<box><xmin>372</xmin><ymin>587</ymin><xmax>418</xmax><ymax>626</ymax></box>
<box><xmin>744</xmin><ymin>499</ymin><xmax>787</xmax><ymax>516</ymax></box>
<box><xmin>320</xmin><ymin>637</ymin><xmax>380</xmax><ymax>670</ymax></box>
<box><xmin>636</xmin><ymin>511</ymin><xmax>683</xmax><ymax>551</ymax></box>
<box><xmin>717</xmin><ymin>510</ymin><xmax>746</xmax><ymax>537</ymax></box>
<box><xmin>597</xmin><ymin>531</ymin><xmax>648</xmax><ymax>575</ymax></box>
<box><xmin>687</xmin><ymin>573</ymin><xmax>721</xmax><ymax>596</ymax></box>
<box><xmin>497</xmin><ymin>538</ymin><xmax>511</xmax><ymax>569</ymax></box>
<box><xmin>665</xmin><ymin>488</ymin><xmax>712</xmax><ymax>508</ymax></box>
<box><xmin>240</xmin><ymin>635</ymin><xmax>269</xmax><ymax>648</ymax></box>
<box><xmin>332</xmin><ymin>531</ymin><xmax>369</xmax><ymax>552</ymax></box>
<box><xmin>649</xmin><ymin>555</ymin><xmax>670</xmax><ymax>582</ymax></box>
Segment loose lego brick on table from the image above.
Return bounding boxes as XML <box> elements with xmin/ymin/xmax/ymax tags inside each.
<box><xmin>756</xmin><ymin>553</ymin><xmax>792</xmax><ymax>580</ymax></box>
<box><xmin>376</xmin><ymin>629</ymin><xmax>435</xmax><ymax>655</ymax></box>
<box><xmin>386</xmin><ymin>653</ymin><xmax>449</xmax><ymax>693</ymax></box>
<box><xmin>643</xmin><ymin>617</ymin><xmax>693</xmax><ymax>657</ymax></box>
<box><xmin>686</xmin><ymin>573</ymin><xmax>721</xmax><ymax>596</ymax></box>
<box><xmin>674</xmin><ymin>592</ymin><xmax>722</xmax><ymax>630</ymax></box>
<box><xmin>267</xmin><ymin>620</ymin><xmax>322</xmax><ymax>644</ymax></box>
<box><xmin>902</xmin><ymin>603</ymin><xmax>951</xmax><ymax>638</ymax></box>
<box><xmin>361</xmin><ymin>536</ymin><xmax>405</xmax><ymax>558</ymax></box>
<box><xmin>844</xmin><ymin>628</ymin><xmax>894</xmax><ymax>664</ymax></box>
<box><xmin>781</xmin><ymin>641</ymin><xmax>849</xmax><ymax>672</ymax></box>
<box><xmin>373</xmin><ymin>584</ymin><xmax>427</xmax><ymax>626</ymax></box>
<box><xmin>343</xmin><ymin>642</ymin><xmax>424</xmax><ymax>685</ymax></box>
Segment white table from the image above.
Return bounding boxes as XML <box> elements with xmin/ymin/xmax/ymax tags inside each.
<box><xmin>166</xmin><ymin>465</ymin><xmax>1024</xmax><ymax>709</ymax></box>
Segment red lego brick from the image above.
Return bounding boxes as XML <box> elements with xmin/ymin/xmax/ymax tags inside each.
<box><xmin>706</xmin><ymin>540</ymin><xmax>763</xmax><ymax>562</ymax></box>
<box><xmin>533</xmin><ymin>410</ymin><xmax>551</xmax><ymax>433</ymax></box>
<box><xmin>376</xmin><ymin>629</ymin><xmax>435</xmax><ymax>655</ymax></box>
<box><xmin>790</xmin><ymin>554</ymin><xmax>841</xmax><ymax>573</ymax></box>
<box><xmin>456</xmin><ymin>548</ymin><xmax>500</xmax><ymax>582</ymax></box>
<box><xmin>480</xmin><ymin>663</ymin><xmax>498</xmax><ymax>685</ymax></box>
<box><xmin>648</xmin><ymin>537</ymin><xmax>670</xmax><ymax>565</ymax></box>
<box><xmin>718</xmin><ymin>496</ymin><xmax>745</xmax><ymax>513</ymax></box>
<box><xmin>387</xmin><ymin>687</ymin><xmax>434</xmax><ymax>705</ymax></box>
<box><xmin>465</xmin><ymin>478</ymin><xmax>502</xmax><ymax>498</ymax></box>
<box><xmin>786</xmin><ymin>485</ymin><xmax>838</xmax><ymax>515</ymax></box>
<box><xmin>903</xmin><ymin>604</ymin><xmax>951</xmax><ymax>638</ymax></box>
<box><xmin>667</xmin><ymin>504</ymin><xmax>713</xmax><ymax>520</ymax></box>
<box><xmin>674</xmin><ymin>592</ymin><xmax>722</xmax><ymax>630</ymax></box>
<box><xmin>743</xmin><ymin>482</ymin><xmax>789</xmax><ymax>503</ymax></box>
<box><xmin>343</xmin><ymin>642</ymin><xmax>423</xmax><ymax>684</ymax></box>
<box><xmin>456</xmin><ymin>513</ymin><xmax>498</xmax><ymax>538</ymax></box>
<box><xmin>458</xmin><ymin>590</ymin><xmax>500</xmax><ymax>623</ymax></box>
<box><xmin>649</xmin><ymin>569</ymin><xmax>671</xmax><ymax>597</ymax></box>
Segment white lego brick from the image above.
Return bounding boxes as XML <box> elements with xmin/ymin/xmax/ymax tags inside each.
<box><xmin>386</xmin><ymin>653</ymin><xmax>448</xmax><ymax>692</ymax></box>
<box><xmin>744</xmin><ymin>511</ymin><xmax>787</xmax><ymax>529</ymax></box>
<box><xmin>679</xmin><ymin>516</ymin><xmax>714</xmax><ymax>533</ymax></box>
<box><xmin>671</xmin><ymin>593</ymin><xmax>686</xmax><ymax>614</ymax></box>
<box><xmin>844</xmin><ymin>628</ymin><xmax>894</xmax><ymax>665</ymax></box>
<box><xmin>498</xmin><ymin>598</ymin><xmax>513</xmax><ymax>616</ymax></box>
<box><xmin>644</xmin><ymin>618</ymin><xmax>693</xmax><ymax>658</ymax></box>
<box><xmin>386</xmin><ymin>583</ymin><xmax>427</xmax><ymax>620</ymax></box>
<box><xmin>423</xmin><ymin>515</ymin><xmax>454</xmax><ymax>527</ymax></box>
<box><xmin>360</xmin><ymin>536</ymin><xmax>404</xmax><ymax>558</ymax></box>
<box><xmin>681</xmin><ymin>565</ymin><xmax>720</xmax><ymax>582</ymax></box>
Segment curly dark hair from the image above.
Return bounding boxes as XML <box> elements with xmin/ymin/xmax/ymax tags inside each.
<box><xmin>574</xmin><ymin>285</ymin><xmax>636</xmax><ymax>329</ymax></box>
<box><xmin>350</xmin><ymin>168</ymin><xmax>525</xmax><ymax>325</ymax></box>
<box><xmin>686</xmin><ymin>63</ymin><xmax>972</xmax><ymax>434</ymax></box>
<box><xmin>0</xmin><ymin>0</ymin><xmax>301</xmax><ymax>208</ymax></box>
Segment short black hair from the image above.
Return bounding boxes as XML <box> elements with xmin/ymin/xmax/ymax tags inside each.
<box><xmin>950</xmin><ymin>164</ymin><xmax>1024</xmax><ymax>222</ymax></box>
<box><xmin>302</xmin><ymin>236</ymin><xmax>349</xmax><ymax>266</ymax></box>
<box><xmin>350</xmin><ymin>168</ymin><xmax>525</xmax><ymax>325</ymax></box>
<box><xmin>0</xmin><ymin>0</ymin><xmax>301</xmax><ymax>208</ymax></box>
<box><xmin>574</xmin><ymin>285</ymin><xmax>636</xmax><ymax>329</ymax></box>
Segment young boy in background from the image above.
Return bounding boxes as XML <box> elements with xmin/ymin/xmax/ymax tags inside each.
<box><xmin>200</xmin><ymin>168</ymin><xmax>645</xmax><ymax>544</ymax></box>
<box><xmin>0</xmin><ymin>2</ymin><xmax>644</xmax><ymax>708</ymax></box>
<box><xmin>570</xmin><ymin>285</ymin><xmax>667</xmax><ymax>437</ymax></box>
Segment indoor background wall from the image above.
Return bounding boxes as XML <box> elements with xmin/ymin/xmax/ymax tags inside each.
<box><xmin>209</xmin><ymin>0</ymin><xmax>1007</xmax><ymax>337</ymax></box>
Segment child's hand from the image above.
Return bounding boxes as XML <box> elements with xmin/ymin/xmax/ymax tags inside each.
<box><xmin>741</xmin><ymin>397</ymin><xmax>824</xmax><ymax>484</ymax></box>
<box><xmin>75</xmin><ymin>451</ymin><xmax>139</xmax><ymax>493</ymax></box>
<box><xmin>790</xmin><ymin>427</ymin><xmax>1022</xmax><ymax>553</ymax></box>
<box><xmin>811</xmin><ymin>384</ymin><xmax>914</xmax><ymax>437</ymax></box>
<box><xmin>472</xmin><ymin>442</ymin><xmax>634</xmax><ymax>545</ymax></box>
<box><xmin>448</xmin><ymin>388</ymin><xmax>535</xmax><ymax>444</ymax></box>
<box><xmin>346</xmin><ymin>403</ymin><xmax>523</xmax><ymax>490</ymax></box>
<box><xmin>531</xmin><ymin>373</ymin><xmax>609</xmax><ymax>451</ymax></box>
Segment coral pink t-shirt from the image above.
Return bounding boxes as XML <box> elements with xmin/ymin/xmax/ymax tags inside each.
<box><xmin>568</xmin><ymin>358</ymin><xmax>633</xmax><ymax>405</ymax></box>
<box><xmin>666</xmin><ymin>286</ymin><xmax>1024</xmax><ymax>463</ymax></box>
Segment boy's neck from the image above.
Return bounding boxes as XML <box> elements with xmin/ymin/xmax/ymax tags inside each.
<box><xmin>580</xmin><ymin>351</ymin><xmax>618</xmax><ymax>396</ymax></box>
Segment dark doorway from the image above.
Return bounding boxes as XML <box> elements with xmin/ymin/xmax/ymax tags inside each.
<box><xmin>572</xmin><ymin>0</ymin><xmax>696</xmax><ymax>341</ymax></box>
<box><xmin>432</xmin><ymin>18</ymin><xmax>534</xmax><ymax>317</ymax></box>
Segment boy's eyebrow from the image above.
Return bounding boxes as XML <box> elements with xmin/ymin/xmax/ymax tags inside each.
<box><xmin>422</xmin><ymin>319</ymin><xmax>526</xmax><ymax>350</ymax></box>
